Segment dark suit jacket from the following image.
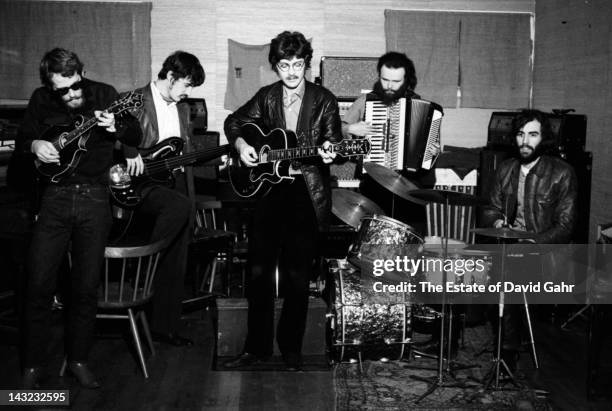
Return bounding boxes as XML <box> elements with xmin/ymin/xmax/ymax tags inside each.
<box><xmin>121</xmin><ymin>83</ymin><xmax>195</xmax><ymax>205</ymax></box>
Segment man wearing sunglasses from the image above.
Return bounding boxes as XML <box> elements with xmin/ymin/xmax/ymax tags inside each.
<box><xmin>119</xmin><ymin>51</ymin><xmax>205</xmax><ymax>347</ymax></box>
<box><xmin>18</xmin><ymin>48</ymin><xmax>142</xmax><ymax>389</ymax></box>
<box><xmin>224</xmin><ymin>31</ymin><xmax>341</xmax><ymax>371</ymax></box>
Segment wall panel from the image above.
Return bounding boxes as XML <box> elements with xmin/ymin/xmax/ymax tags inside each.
<box><xmin>533</xmin><ymin>0</ymin><xmax>612</xmax><ymax>240</ymax></box>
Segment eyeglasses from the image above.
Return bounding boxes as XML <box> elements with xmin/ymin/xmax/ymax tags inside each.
<box><xmin>54</xmin><ymin>80</ymin><xmax>83</xmax><ymax>96</ymax></box>
<box><xmin>276</xmin><ymin>60</ymin><xmax>306</xmax><ymax>72</ymax></box>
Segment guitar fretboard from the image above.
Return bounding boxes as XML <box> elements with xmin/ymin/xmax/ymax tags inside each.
<box><xmin>51</xmin><ymin>92</ymin><xmax>141</xmax><ymax>151</ymax></box>
<box><xmin>268</xmin><ymin>146</ymin><xmax>323</xmax><ymax>161</ymax></box>
<box><xmin>143</xmin><ymin>145</ymin><xmax>230</xmax><ymax>175</ymax></box>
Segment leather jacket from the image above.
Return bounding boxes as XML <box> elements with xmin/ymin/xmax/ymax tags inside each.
<box><xmin>482</xmin><ymin>155</ymin><xmax>578</xmax><ymax>244</ymax></box>
<box><xmin>224</xmin><ymin>80</ymin><xmax>342</xmax><ymax>230</ymax></box>
<box><xmin>120</xmin><ymin>83</ymin><xmax>195</xmax><ymax>205</ymax></box>
<box><xmin>122</xmin><ymin>83</ymin><xmax>191</xmax><ymax>156</ymax></box>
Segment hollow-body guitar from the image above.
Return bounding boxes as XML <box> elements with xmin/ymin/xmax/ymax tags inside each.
<box><xmin>228</xmin><ymin>123</ymin><xmax>371</xmax><ymax>197</ymax></box>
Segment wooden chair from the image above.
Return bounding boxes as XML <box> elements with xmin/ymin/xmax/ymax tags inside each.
<box><xmin>425</xmin><ymin>184</ymin><xmax>477</xmax><ymax>244</ymax></box>
<box><xmin>188</xmin><ymin>200</ymin><xmax>236</xmax><ymax>299</ymax></box>
<box><xmin>184</xmin><ymin>130</ymin><xmax>238</xmax><ymax>303</ymax></box>
<box><xmin>61</xmin><ymin>239</ymin><xmax>170</xmax><ymax>379</ymax></box>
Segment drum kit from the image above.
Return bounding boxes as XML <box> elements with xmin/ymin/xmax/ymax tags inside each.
<box><xmin>328</xmin><ymin>163</ymin><xmax>538</xmax><ymax>398</ymax></box>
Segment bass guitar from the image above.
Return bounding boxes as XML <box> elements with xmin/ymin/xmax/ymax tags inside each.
<box><xmin>35</xmin><ymin>91</ymin><xmax>143</xmax><ymax>182</ymax></box>
<box><xmin>108</xmin><ymin>137</ymin><xmax>230</xmax><ymax>208</ymax></box>
<box><xmin>228</xmin><ymin>123</ymin><xmax>371</xmax><ymax>197</ymax></box>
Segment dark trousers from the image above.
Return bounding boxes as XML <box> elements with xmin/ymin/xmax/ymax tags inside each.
<box><xmin>245</xmin><ymin>178</ymin><xmax>319</xmax><ymax>357</ymax></box>
<box><xmin>137</xmin><ymin>185</ymin><xmax>191</xmax><ymax>334</ymax></box>
<box><xmin>23</xmin><ymin>184</ymin><xmax>111</xmax><ymax>367</ymax></box>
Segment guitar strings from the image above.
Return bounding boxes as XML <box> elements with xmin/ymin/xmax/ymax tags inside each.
<box><xmin>140</xmin><ymin>146</ymin><xmax>230</xmax><ymax>175</ymax></box>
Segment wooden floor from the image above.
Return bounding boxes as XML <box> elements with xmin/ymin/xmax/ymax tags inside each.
<box><xmin>1</xmin><ymin>305</ymin><xmax>611</xmax><ymax>410</ymax></box>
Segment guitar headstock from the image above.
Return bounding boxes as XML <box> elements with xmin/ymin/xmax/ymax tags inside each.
<box><xmin>110</xmin><ymin>91</ymin><xmax>144</xmax><ymax>115</ymax></box>
<box><xmin>333</xmin><ymin>138</ymin><xmax>371</xmax><ymax>157</ymax></box>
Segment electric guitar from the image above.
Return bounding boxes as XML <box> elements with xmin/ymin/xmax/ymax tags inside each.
<box><xmin>108</xmin><ymin>137</ymin><xmax>230</xmax><ymax>208</ymax></box>
<box><xmin>228</xmin><ymin>123</ymin><xmax>371</xmax><ymax>197</ymax></box>
<box><xmin>35</xmin><ymin>91</ymin><xmax>143</xmax><ymax>182</ymax></box>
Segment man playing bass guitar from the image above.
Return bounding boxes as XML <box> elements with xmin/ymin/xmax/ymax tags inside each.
<box><xmin>20</xmin><ymin>48</ymin><xmax>142</xmax><ymax>389</ymax></box>
<box><xmin>118</xmin><ymin>51</ymin><xmax>206</xmax><ymax>347</ymax></box>
<box><xmin>223</xmin><ymin>31</ymin><xmax>341</xmax><ymax>370</ymax></box>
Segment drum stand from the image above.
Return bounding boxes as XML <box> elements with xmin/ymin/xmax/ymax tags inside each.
<box><xmin>480</xmin><ymin>239</ymin><xmax>543</xmax><ymax>390</ymax></box>
<box><xmin>409</xmin><ymin>195</ymin><xmax>478</xmax><ymax>403</ymax></box>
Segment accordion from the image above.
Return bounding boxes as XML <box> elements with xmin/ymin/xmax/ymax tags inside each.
<box><xmin>363</xmin><ymin>97</ymin><xmax>443</xmax><ymax>171</ymax></box>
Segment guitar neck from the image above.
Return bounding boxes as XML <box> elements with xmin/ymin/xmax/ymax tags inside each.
<box><xmin>143</xmin><ymin>144</ymin><xmax>229</xmax><ymax>175</ymax></box>
<box><xmin>267</xmin><ymin>145</ymin><xmax>327</xmax><ymax>162</ymax></box>
<box><xmin>50</xmin><ymin>98</ymin><xmax>131</xmax><ymax>151</ymax></box>
<box><xmin>52</xmin><ymin>116</ymin><xmax>98</xmax><ymax>151</ymax></box>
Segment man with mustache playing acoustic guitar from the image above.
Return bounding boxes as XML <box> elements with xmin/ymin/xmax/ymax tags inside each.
<box><xmin>223</xmin><ymin>31</ymin><xmax>341</xmax><ymax>371</ymax></box>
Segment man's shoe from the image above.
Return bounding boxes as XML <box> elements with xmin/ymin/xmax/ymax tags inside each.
<box><xmin>67</xmin><ymin>362</ymin><xmax>101</xmax><ymax>389</ymax></box>
<box><xmin>22</xmin><ymin>367</ymin><xmax>44</xmax><ymax>389</ymax></box>
<box><xmin>152</xmin><ymin>332</ymin><xmax>194</xmax><ymax>347</ymax></box>
<box><xmin>282</xmin><ymin>352</ymin><xmax>302</xmax><ymax>371</ymax></box>
<box><xmin>223</xmin><ymin>352</ymin><xmax>265</xmax><ymax>368</ymax></box>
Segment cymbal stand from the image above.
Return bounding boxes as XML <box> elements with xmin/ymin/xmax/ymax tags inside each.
<box><xmin>482</xmin><ymin>238</ymin><xmax>520</xmax><ymax>390</ymax></box>
<box><xmin>522</xmin><ymin>290</ymin><xmax>539</xmax><ymax>369</ymax></box>
<box><xmin>410</xmin><ymin>195</ymin><xmax>476</xmax><ymax>403</ymax></box>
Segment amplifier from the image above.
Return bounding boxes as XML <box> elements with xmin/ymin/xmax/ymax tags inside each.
<box><xmin>320</xmin><ymin>56</ymin><xmax>378</xmax><ymax>99</ymax></box>
<box><xmin>487</xmin><ymin>111</ymin><xmax>587</xmax><ymax>153</ymax></box>
<box><xmin>184</xmin><ymin>97</ymin><xmax>207</xmax><ymax>134</ymax></box>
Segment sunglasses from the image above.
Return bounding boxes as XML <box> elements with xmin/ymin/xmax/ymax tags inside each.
<box><xmin>54</xmin><ymin>80</ymin><xmax>83</xmax><ymax>96</ymax></box>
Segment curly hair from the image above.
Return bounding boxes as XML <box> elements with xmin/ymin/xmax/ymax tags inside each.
<box><xmin>268</xmin><ymin>31</ymin><xmax>313</xmax><ymax>72</ymax></box>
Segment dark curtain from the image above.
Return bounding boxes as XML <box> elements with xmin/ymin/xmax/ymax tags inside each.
<box><xmin>0</xmin><ymin>0</ymin><xmax>151</xmax><ymax>99</ymax></box>
<box><xmin>385</xmin><ymin>10</ymin><xmax>531</xmax><ymax>109</ymax></box>
<box><xmin>385</xmin><ymin>10</ymin><xmax>460</xmax><ymax>108</ymax></box>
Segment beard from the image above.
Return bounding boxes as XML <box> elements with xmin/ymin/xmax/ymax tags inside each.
<box><xmin>373</xmin><ymin>80</ymin><xmax>410</xmax><ymax>105</ymax></box>
<box><xmin>61</xmin><ymin>91</ymin><xmax>85</xmax><ymax>110</ymax></box>
<box><xmin>517</xmin><ymin>144</ymin><xmax>544</xmax><ymax>164</ymax></box>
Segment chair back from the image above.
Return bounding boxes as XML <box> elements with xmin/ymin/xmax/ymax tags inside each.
<box><xmin>99</xmin><ymin>239</ymin><xmax>170</xmax><ymax>309</ymax></box>
<box><xmin>426</xmin><ymin>185</ymin><xmax>477</xmax><ymax>244</ymax></box>
<box><xmin>195</xmin><ymin>200</ymin><xmax>227</xmax><ymax>232</ymax></box>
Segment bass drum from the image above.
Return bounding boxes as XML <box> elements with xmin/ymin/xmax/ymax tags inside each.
<box><xmin>327</xmin><ymin>263</ymin><xmax>412</xmax><ymax>362</ymax></box>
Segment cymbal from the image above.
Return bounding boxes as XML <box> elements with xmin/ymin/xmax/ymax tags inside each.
<box><xmin>332</xmin><ymin>189</ymin><xmax>385</xmax><ymax>228</ymax></box>
<box><xmin>471</xmin><ymin>227</ymin><xmax>536</xmax><ymax>240</ymax></box>
<box><xmin>409</xmin><ymin>188</ymin><xmax>489</xmax><ymax>207</ymax></box>
<box><xmin>363</xmin><ymin>162</ymin><xmax>425</xmax><ymax>204</ymax></box>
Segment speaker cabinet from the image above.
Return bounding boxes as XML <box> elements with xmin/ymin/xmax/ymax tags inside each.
<box><xmin>216</xmin><ymin>298</ymin><xmax>327</xmax><ymax>358</ymax></box>
<box><xmin>487</xmin><ymin>111</ymin><xmax>587</xmax><ymax>154</ymax></box>
<box><xmin>184</xmin><ymin>97</ymin><xmax>207</xmax><ymax>134</ymax></box>
<box><xmin>320</xmin><ymin>56</ymin><xmax>378</xmax><ymax>99</ymax></box>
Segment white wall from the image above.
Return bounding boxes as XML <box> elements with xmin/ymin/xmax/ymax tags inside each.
<box><xmin>4</xmin><ymin>0</ymin><xmax>535</xmax><ymax>148</ymax></box>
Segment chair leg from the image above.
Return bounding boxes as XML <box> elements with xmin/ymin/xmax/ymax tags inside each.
<box><xmin>59</xmin><ymin>357</ymin><xmax>67</xmax><ymax>376</ymax></box>
<box><xmin>128</xmin><ymin>308</ymin><xmax>149</xmax><ymax>378</ymax></box>
<box><xmin>207</xmin><ymin>257</ymin><xmax>218</xmax><ymax>294</ymax></box>
<box><xmin>138</xmin><ymin>311</ymin><xmax>156</xmax><ymax>357</ymax></box>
